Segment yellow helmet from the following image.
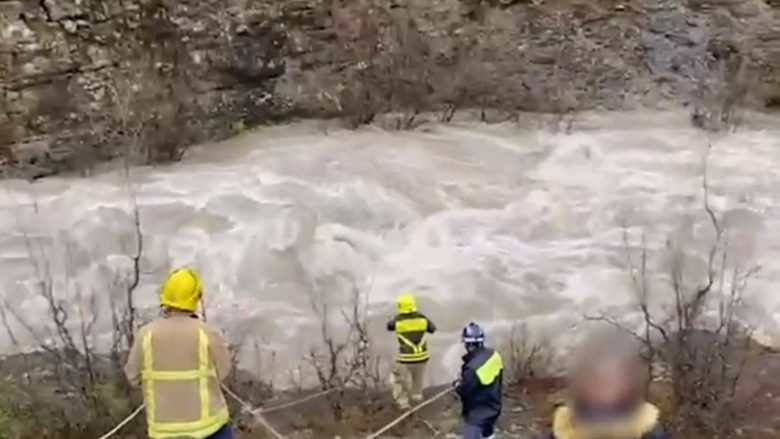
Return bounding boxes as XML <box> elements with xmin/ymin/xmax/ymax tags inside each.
<box><xmin>160</xmin><ymin>267</ymin><xmax>203</xmax><ymax>312</ymax></box>
<box><xmin>397</xmin><ymin>292</ymin><xmax>417</xmax><ymax>314</ymax></box>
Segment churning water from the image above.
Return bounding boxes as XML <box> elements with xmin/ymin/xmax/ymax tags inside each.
<box><xmin>1</xmin><ymin>111</ymin><xmax>779</xmax><ymax>384</ymax></box>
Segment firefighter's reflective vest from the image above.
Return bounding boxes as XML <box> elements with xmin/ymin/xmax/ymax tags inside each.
<box><xmin>142</xmin><ymin>328</ymin><xmax>229</xmax><ymax>438</ymax></box>
<box><xmin>391</xmin><ymin>312</ymin><xmax>434</xmax><ymax>363</ymax></box>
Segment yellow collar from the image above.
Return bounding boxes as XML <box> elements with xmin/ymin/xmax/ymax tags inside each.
<box><xmin>552</xmin><ymin>403</ymin><xmax>660</xmax><ymax>439</ymax></box>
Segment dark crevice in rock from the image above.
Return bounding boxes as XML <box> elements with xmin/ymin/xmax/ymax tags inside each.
<box><xmin>766</xmin><ymin>94</ymin><xmax>780</xmax><ymax>109</ymax></box>
<box><xmin>38</xmin><ymin>0</ymin><xmax>53</xmax><ymax>22</ymax></box>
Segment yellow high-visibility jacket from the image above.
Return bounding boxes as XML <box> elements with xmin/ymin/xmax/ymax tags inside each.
<box><xmin>387</xmin><ymin>311</ymin><xmax>437</xmax><ymax>363</ymax></box>
<box><xmin>125</xmin><ymin>312</ymin><xmax>232</xmax><ymax>438</ymax></box>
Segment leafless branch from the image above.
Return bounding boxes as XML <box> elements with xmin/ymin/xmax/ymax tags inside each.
<box><xmin>600</xmin><ymin>146</ymin><xmax>759</xmax><ymax>435</ymax></box>
<box><xmin>583</xmin><ymin>315</ymin><xmax>652</xmax><ymax>351</ymax></box>
<box><xmin>121</xmin><ymin>167</ymin><xmax>143</xmax><ymax>349</ymax></box>
<box><xmin>306</xmin><ymin>277</ymin><xmax>384</xmax><ymax>419</ymax></box>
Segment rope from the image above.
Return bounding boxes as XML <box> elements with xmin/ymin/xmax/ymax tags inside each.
<box><xmin>364</xmin><ymin>385</ymin><xmax>455</xmax><ymax>439</ymax></box>
<box><xmin>222</xmin><ymin>384</ymin><xmax>285</xmax><ymax>439</ymax></box>
<box><xmin>92</xmin><ymin>381</ymin><xmax>450</xmax><ymax>439</ymax></box>
<box><xmin>96</xmin><ymin>404</ymin><xmax>145</xmax><ymax>439</ymax></box>
<box><xmin>255</xmin><ymin>386</ymin><xmax>341</xmax><ymax>414</ymax></box>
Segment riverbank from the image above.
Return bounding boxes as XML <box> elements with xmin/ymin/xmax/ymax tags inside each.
<box><xmin>1</xmin><ymin>340</ymin><xmax>778</xmax><ymax>438</ymax></box>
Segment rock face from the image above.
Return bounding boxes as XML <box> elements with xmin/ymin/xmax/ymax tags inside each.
<box><xmin>1</xmin><ymin>0</ymin><xmax>289</xmax><ymax>177</ymax></box>
<box><xmin>1</xmin><ymin>0</ymin><xmax>779</xmax><ymax>177</ymax></box>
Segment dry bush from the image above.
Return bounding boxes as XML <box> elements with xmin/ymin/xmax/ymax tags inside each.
<box><xmin>500</xmin><ymin>323</ymin><xmax>552</xmax><ymax>387</ymax></box>
<box><xmin>0</xmin><ymin>121</ymin><xmax>16</xmax><ymax>172</ymax></box>
<box><xmin>328</xmin><ymin>2</ymin><xmax>590</xmax><ymax>128</ymax></box>
<box><xmin>328</xmin><ymin>1</ymin><xmax>591</xmax><ymax>128</ymax></box>
<box><xmin>329</xmin><ymin>1</ymin><xmax>385</xmax><ymax>128</ymax></box>
<box><xmin>332</xmin><ymin>1</ymin><xmax>475</xmax><ymax>129</ymax></box>
<box><xmin>307</xmin><ymin>282</ymin><xmax>385</xmax><ymax>420</ymax></box>
<box><xmin>84</xmin><ymin>0</ymin><xmax>204</xmax><ymax>167</ymax></box>
<box><xmin>224</xmin><ymin>337</ymin><xmax>277</xmax><ymax>409</ymax></box>
<box><xmin>589</xmin><ymin>149</ymin><xmax>759</xmax><ymax>436</ymax></box>
<box><xmin>102</xmin><ymin>63</ymin><xmax>202</xmax><ymax>166</ymax></box>
<box><xmin>0</xmin><ymin>98</ymin><xmax>20</xmax><ymax>173</ymax></box>
<box><xmin>0</xmin><ymin>186</ymin><xmax>148</xmax><ymax>437</ymax></box>
<box><xmin>691</xmin><ymin>40</ymin><xmax>752</xmax><ymax>132</ymax></box>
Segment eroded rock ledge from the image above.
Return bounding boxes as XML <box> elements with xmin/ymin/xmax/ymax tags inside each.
<box><xmin>2</xmin><ymin>0</ymin><xmax>779</xmax><ymax>177</ymax></box>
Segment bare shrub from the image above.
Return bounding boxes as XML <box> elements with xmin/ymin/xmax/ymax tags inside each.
<box><xmin>137</xmin><ymin>66</ymin><xmax>205</xmax><ymax>164</ymax></box>
<box><xmin>0</xmin><ymin>183</ymin><xmax>148</xmax><ymax>436</ymax></box>
<box><xmin>332</xmin><ymin>1</ymin><xmax>452</xmax><ymax>129</ymax></box>
<box><xmin>380</xmin><ymin>13</ymin><xmax>436</xmax><ymax>130</ymax></box>
<box><xmin>429</xmin><ymin>34</ymin><xmax>495</xmax><ymax>124</ymax></box>
<box><xmin>588</xmin><ymin>148</ymin><xmax>759</xmax><ymax>435</ymax></box>
<box><xmin>500</xmin><ymin>323</ymin><xmax>552</xmax><ymax>386</ymax></box>
<box><xmin>330</xmin><ymin>1</ymin><xmax>385</xmax><ymax>128</ymax></box>
<box><xmin>108</xmin><ymin>186</ymin><xmax>145</xmax><ymax>385</ymax></box>
<box><xmin>102</xmin><ymin>67</ymin><xmax>202</xmax><ymax>166</ymax></box>
<box><xmin>331</xmin><ymin>2</ymin><xmax>594</xmax><ymax>128</ymax></box>
<box><xmin>691</xmin><ymin>40</ymin><xmax>752</xmax><ymax>132</ymax></box>
<box><xmin>84</xmin><ymin>0</ymin><xmax>205</xmax><ymax>167</ymax></box>
<box><xmin>307</xmin><ymin>282</ymin><xmax>384</xmax><ymax>420</ymax></box>
<box><xmin>225</xmin><ymin>337</ymin><xmax>277</xmax><ymax>407</ymax></box>
<box><xmin>0</xmin><ymin>118</ymin><xmax>17</xmax><ymax>167</ymax></box>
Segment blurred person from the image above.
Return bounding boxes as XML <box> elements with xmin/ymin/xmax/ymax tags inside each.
<box><xmin>125</xmin><ymin>268</ymin><xmax>233</xmax><ymax>439</ymax></box>
<box><xmin>456</xmin><ymin>322</ymin><xmax>503</xmax><ymax>439</ymax></box>
<box><xmin>387</xmin><ymin>291</ymin><xmax>437</xmax><ymax>409</ymax></box>
<box><xmin>543</xmin><ymin>328</ymin><xmax>669</xmax><ymax>439</ymax></box>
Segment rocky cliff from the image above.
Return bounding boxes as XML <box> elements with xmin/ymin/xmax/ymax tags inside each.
<box><xmin>1</xmin><ymin>0</ymin><xmax>779</xmax><ymax>177</ymax></box>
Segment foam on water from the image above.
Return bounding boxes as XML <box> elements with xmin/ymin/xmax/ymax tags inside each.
<box><xmin>1</xmin><ymin>111</ymin><xmax>779</xmax><ymax>384</ymax></box>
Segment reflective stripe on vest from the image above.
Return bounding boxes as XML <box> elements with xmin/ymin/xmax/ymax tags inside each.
<box><xmin>395</xmin><ymin>316</ymin><xmax>429</xmax><ymax>362</ymax></box>
<box><xmin>142</xmin><ymin>328</ymin><xmax>229</xmax><ymax>438</ymax></box>
<box><xmin>475</xmin><ymin>351</ymin><xmax>503</xmax><ymax>386</ymax></box>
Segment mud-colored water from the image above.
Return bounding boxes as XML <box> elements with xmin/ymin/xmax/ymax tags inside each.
<box><xmin>1</xmin><ymin>111</ymin><xmax>778</xmax><ymax>385</ymax></box>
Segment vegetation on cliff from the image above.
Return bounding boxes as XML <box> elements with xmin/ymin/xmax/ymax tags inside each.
<box><xmin>2</xmin><ymin>0</ymin><xmax>780</xmax><ymax>177</ymax></box>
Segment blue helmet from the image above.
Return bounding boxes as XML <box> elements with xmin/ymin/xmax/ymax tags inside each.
<box><xmin>461</xmin><ymin>322</ymin><xmax>485</xmax><ymax>344</ymax></box>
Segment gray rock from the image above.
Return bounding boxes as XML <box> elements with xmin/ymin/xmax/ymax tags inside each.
<box><xmin>41</xmin><ymin>0</ymin><xmax>84</xmax><ymax>21</ymax></box>
<box><xmin>1</xmin><ymin>0</ymin><xmax>780</xmax><ymax>176</ymax></box>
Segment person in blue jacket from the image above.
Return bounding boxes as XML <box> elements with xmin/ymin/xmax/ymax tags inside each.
<box><xmin>455</xmin><ymin>322</ymin><xmax>503</xmax><ymax>439</ymax></box>
<box><xmin>543</xmin><ymin>328</ymin><xmax>671</xmax><ymax>439</ymax></box>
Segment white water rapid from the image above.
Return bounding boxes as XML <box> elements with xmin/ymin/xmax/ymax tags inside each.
<box><xmin>1</xmin><ymin>111</ymin><xmax>779</xmax><ymax>385</ymax></box>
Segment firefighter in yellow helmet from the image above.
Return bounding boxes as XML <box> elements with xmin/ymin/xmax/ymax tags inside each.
<box><xmin>124</xmin><ymin>268</ymin><xmax>234</xmax><ymax>439</ymax></box>
<box><xmin>386</xmin><ymin>292</ymin><xmax>437</xmax><ymax>409</ymax></box>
